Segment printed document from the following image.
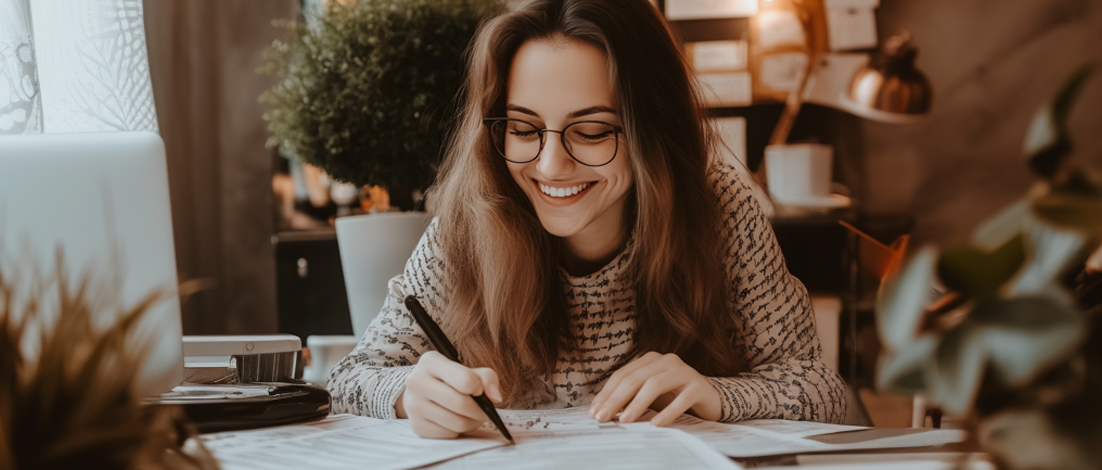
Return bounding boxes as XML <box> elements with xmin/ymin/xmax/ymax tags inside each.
<box><xmin>628</xmin><ymin>412</ymin><xmax>966</xmax><ymax>458</ymax></box>
<box><xmin>202</xmin><ymin>414</ymin><xmax>504</xmax><ymax>470</ymax></box>
<box><xmin>436</xmin><ymin>408</ymin><xmax>741</xmax><ymax>470</ymax></box>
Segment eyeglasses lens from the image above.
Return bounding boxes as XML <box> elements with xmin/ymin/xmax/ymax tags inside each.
<box><xmin>490</xmin><ymin>120</ymin><xmax>617</xmax><ymax>166</ymax></box>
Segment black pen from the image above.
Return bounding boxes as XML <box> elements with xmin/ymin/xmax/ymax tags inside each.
<box><xmin>404</xmin><ymin>295</ymin><xmax>515</xmax><ymax>445</ymax></box>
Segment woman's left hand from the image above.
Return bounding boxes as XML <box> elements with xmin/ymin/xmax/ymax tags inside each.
<box><xmin>588</xmin><ymin>352</ymin><xmax>721</xmax><ymax>427</ymax></box>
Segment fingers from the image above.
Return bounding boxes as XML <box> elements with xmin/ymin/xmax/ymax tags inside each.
<box><xmin>417</xmin><ymin>374</ymin><xmax>492</xmax><ymax>422</ymax></box>
<box><xmin>407</xmin><ymin>399</ymin><xmax>482</xmax><ymax>439</ymax></box>
<box><xmin>405</xmin><ymin>351</ymin><xmax>505</xmax><ymax>439</ymax></box>
<box><xmin>618</xmin><ymin>369</ymin><xmax>681</xmax><ymax>423</ymax></box>
<box><xmin>648</xmin><ymin>387</ymin><xmax>698</xmax><ymax>427</ymax></box>
<box><xmin>598</xmin><ymin>361</ymin><xmax>680</xmax><ymax>423</ymax></box>
<box><xmin>589</xmin><ymin>352</ymin><xmax>662</xmax><ymax>419</ymax></box>
<box><xmin>471</xmin><ymin>367</ymin><xmax>504</xmax><ymax>403</ymax></box>
<box><xmin>420</xmin><ymin>351</ymin><xmax>486</xmax><ymax>396</ymax></box>
<box><xmin>589</xmin><ymin>353</ymin><xmax>716</xmax><ymax>425</ymax></box>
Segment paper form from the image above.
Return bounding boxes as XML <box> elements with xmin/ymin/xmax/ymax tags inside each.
<box><xmin>203</xmin><ymin>414</ymin><xmax>505</xmax><ymax>470</ymax></box>
<box><xmin>426</xmin><ymin>428</ymin><xmax>743</xmax><ymax>470</ymax></box>
<box><xmin>797</xmin><ymin>451</ymin><xmax>991</xmax><ymax>467</ymax></box>
<box><xmin>734</xmin><ymin>419</ymin><xmax>869</xmax><ymax>437</ymax></box>
<box><xmin>771</xmin><ymin>462</ymin><xmax>994</xmax><ymax>470</ymax></box>
<box><xmin>624</xmin><ymin>414</ymin><xmax>861</xmax><ymax>457</ymax></box>
<box><xmin>628</xmin><ymin>413</ymin><xmax>966</xmax><ymax>458</ymax></box>
<box><xmin>490</xmin><ymin>407</ymin><xmax>623</xmax><ymax>432</ymax></box>
<box><xmin>452</xmin><ymin>407</ymin><xmax>741</xmax><ymax>469</ymax></box>
<box><xmin>807</xmin><ymin>427</ymin><xmax>969</xmax><ymax>449</ymax></box>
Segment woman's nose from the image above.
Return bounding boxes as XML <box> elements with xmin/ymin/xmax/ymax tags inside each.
<box><xmin>536</xmin><ymin>132</ymin><xmax>575</xmax><ymax>178</ymax></box>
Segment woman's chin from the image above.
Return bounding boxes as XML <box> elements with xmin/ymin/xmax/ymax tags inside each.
<box><xmin>535</xmin><ymin>216</ymin><xmax>583</xmax><ymax>239</ymax></box>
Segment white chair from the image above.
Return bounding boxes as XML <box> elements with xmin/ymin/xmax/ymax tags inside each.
<box><xmin>335</xmin><ymin>212</ymin><xmax>431</xmax><ymax>337</ymax></box>
<box><xmin>304</xmin><ymin>212</ymin><xmax>429</xmax><ymax>385</ymax></box>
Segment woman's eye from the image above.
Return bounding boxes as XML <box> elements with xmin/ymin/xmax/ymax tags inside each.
<box><xmin>574</xmin><ymin>131</ymin><xmax>612</xmax><ymax>142</ymax></box>
<box><xmin>506</xmin><ymin>122</ymin><xmax>539</xmax><ymax>139</ymax></box>
<box><xmin>509</xmin><ymin>129</ymin><xmax>538</xmax><ymax>138</ymax></box>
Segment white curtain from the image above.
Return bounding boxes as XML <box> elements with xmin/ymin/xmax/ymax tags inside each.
<box><xmin>30</xmin><ymin>0</ymin><xmax>158</xmax><ymax>133</ymax></box>
<box><xmin>0</xmin><ymin>0</ymin><xmax>43</xmax><ymax>134</ymax></box>
<box><xmin>0</xmin><ymin>0</ymin><xmax>158</xmax><ymax>134</ymax></box>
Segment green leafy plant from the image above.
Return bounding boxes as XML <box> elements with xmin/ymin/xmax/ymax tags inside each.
<box><xmin>259</xmin><ymin>0</ymin><xmax>504</xmax><ymax>192</ymax></box>
<box><xmin>876</xmin><ymin>64</ymin><xmax>1100</xmax><ymax>469</ymax></box>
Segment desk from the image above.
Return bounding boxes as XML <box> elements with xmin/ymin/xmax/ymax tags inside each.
<box><xmin>201</xmin><ymin>409</ymin><xmax>974</xmax><ymax>470</ymax></box>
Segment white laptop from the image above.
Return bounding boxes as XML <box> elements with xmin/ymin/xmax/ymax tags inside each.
<box><xmin>0</xmin><ymin>131</ymin><xmax>183</xmax><ymax>396</ymax></box>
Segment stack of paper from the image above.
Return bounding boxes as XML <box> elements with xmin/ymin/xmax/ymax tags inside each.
<box><xmin>201</xmin><ymin>407</ymin><xmax>968</xmax><ymax>470</ymax></box>
<box><xmin>435</xmin><ymin>408</ymin><xmax>742</xmax><ymax>470</ymax></box>
<box><xmin>203</xmin><ymin>415</ymin><xmax>504</xmax><ymax>470</ymax></box>
<box><xmin>630</xmin><ymin>412</ymin><xmax>966</xmax><ymax>458</ymax></box>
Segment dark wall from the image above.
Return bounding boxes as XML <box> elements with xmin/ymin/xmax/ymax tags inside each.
<box><xmin>859</xmin><ymin>0</ymin><xmax>1102</xmax><ymax>245</ymax></box>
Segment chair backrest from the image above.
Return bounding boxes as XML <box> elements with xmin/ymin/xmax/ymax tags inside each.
<box><xmin>335</xmin><ymin>212</ymin><xmax>430</xmax><ymax>337</ymax></box>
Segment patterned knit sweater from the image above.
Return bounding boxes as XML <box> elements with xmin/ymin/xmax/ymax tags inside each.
<box><xmin>328</xmin><ymin>163</ymin><xmax>848</xmax><ymax>424</ymax></box>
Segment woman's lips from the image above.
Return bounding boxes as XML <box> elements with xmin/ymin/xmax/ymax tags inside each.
<box><xmin>534</xmin><ymin>179</ymin><xmax>596</xmax><ymax>206</ymax></box>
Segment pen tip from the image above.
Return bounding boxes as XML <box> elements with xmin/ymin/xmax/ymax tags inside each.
<box><xmin>507</xmin><ymin>438</ymin><xmax>516</xmax><ymax>445</ymax></box>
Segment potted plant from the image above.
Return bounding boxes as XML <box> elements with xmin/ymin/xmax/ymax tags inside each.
<box><xmin>0</xmin><ymin>255</ymin><xmax>218</xmax><ymax>470</ymax></box>
<box><xmin>876</xmin><ymin>65</ymin><xmax>1101</xmax><ymax>470</ymax></box>
<box><xmin>259</xmin><ymin>0</ymin><xmax>504</xmax><ymax>208</ymax></box>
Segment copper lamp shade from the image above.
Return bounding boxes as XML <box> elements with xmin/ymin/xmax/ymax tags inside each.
<box><xmin>848</xmin><ymin>32</ymin><xmax>932</xmax><ymax>115</ymax></box>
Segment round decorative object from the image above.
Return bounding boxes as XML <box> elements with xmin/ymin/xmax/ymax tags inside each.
<box><xmin>847</xmin><ymin>31</ymin><xmax>932</xmax><ymax>116</ymax></box>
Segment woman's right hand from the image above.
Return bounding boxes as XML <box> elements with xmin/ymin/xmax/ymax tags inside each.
<box><xmin>396</xmin><ymin>350</ymin><xmax>504</xmax><ymax>439</ymax></box>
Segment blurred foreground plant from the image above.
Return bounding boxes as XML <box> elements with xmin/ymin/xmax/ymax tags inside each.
<box><xmin>876</xmin><ymin>64</ymin><xmax>1102</xmax><ymax>470</ymax></box>
<box><xmin>0</xmin><ymin>251</ymin><xmax>218</xmax><ymax>470</ymax></box>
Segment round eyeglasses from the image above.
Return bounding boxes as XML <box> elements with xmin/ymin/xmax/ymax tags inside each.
<box><xmin>483</xmin><ymin>118</ymin><xmax>623</xmax><ymax>167</ymax></box>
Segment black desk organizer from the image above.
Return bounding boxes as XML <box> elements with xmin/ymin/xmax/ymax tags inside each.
<box><xmin>147</xmin><ymin>382</ymin><xmax>331</xmax><ymax>433</ymax></box>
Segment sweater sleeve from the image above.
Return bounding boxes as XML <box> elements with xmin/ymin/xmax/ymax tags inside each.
<box><xmin>705</xmin><ymin>164</ymin><xmax>848</xmax><ymax>424</ymax></box>
<box><xmin>327</xmin><ymin>220</ymin><xmax>446</xmax><ymax>418</ymax></box>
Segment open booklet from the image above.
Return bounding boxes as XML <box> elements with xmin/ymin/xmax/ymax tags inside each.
<box><xmin>202</xmin><ymin>407</ymin><xmax>967</xmax><ymax>470</ymax></box>
<box><xmin>203</xmin><ymin>410</ymin><xmax>741</xmax><ymax>470</ymax></box>
<box><xmin>202</xmin><ymin>414</ymin><xmax>505</xmax><ymax>470</ymax></box>
<box><xmin>432</xmin><ymin>408</ymin><xmax>742</xmax><ymax>470</ymax></box>
<box><xmin>628</xmin><ymin>410</ymin><xmax>966</xmax><ymax>458</ymax></box>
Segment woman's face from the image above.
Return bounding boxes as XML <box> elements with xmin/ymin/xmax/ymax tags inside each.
<box><xmin>504</xmin><ymin>38</ymin><xmax>634</xmax><ymax>249</ymax></box>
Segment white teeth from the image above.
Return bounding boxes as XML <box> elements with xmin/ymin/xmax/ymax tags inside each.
<box><xmin>539</xmin><ymin>182</ymin><xmax>590</xmax><ymax>198</ymax></box>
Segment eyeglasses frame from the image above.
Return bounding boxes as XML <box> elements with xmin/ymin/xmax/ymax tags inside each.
<box><xmin>482</xmin><ymin>117</ymin><xmax>624</xmax><ymax>167</ymax></box>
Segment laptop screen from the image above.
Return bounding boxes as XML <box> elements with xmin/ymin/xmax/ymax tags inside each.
<box><xmin>0</xmin><ymin>131</ymin><xmax>183</xmax><ymax>396</ymax></box>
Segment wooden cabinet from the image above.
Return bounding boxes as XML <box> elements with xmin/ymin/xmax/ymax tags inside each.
<box><xmin>273</xmin><ymin>229</ymin><xmax>353</xmax><ymax>341</ymax></box>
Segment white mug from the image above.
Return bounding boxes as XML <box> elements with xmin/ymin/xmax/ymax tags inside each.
<box><xmin>303</xmin><ymin>335</ymin><xmax>359</xmax><ymax>386</ymax></box>
<box><xmin>765</xmin><ymin>143</ymin><xmax>833</xmax><ymax>203</ymax></box>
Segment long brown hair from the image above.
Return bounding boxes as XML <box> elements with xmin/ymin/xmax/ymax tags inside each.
<box><xmin>430</xmin><ymin>0</ymin><xmax>743</xmax><ymax>405</ymax></box>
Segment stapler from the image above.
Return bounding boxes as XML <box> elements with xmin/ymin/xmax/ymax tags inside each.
<box><xmin>146</xmin><ymin>335</ymin><xmax>331</xmax><ymax>433</ymax></box>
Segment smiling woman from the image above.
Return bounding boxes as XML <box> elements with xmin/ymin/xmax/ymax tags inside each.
<box><xmin>327</xmin><ymin>0</ymin><xmax>847</xmax><ymax>439</ymax></box>
<box><xmin>501</xmin><ymin>38</ymin><xmax>634</xmax><ymax>274</ymax></box>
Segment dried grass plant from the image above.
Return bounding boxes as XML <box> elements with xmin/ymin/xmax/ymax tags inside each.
<box><xmin>0</xmin><ymin>251</ymin><xmax>219</xmax><ymax>470</ymax></box>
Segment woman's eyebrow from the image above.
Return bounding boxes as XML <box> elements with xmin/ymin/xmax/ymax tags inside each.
<box><xmin>568</xmin><ymin>106</ymin><xmax>617</xmax><ymax>118</ymax></box>
<box><xmin>505</xmin><ymin>104</ymin><xmax>617</xmax><ymax>119</ymax></box>
<box><xmin>505</xmin><ymin>104</ymin><xmax>540</xmax><ymax>117</ymax></box>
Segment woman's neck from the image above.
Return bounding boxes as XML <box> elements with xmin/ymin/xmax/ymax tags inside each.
<box><xmin>561</xmin><ymin>218</ymin><xmax>627</xmax><ymax>277</ymax></box>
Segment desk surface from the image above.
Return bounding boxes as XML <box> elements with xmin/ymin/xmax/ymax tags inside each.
<box><xmin>201</xmin><ymin>410</ymin><xmax>976</xmax><ymax>470</ymax></box>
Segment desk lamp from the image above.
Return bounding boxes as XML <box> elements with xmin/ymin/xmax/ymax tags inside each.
<box><xmin>843</xmin><ymin>31</ymin><xmax>933</xmax><ymax>123</ymax></box>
